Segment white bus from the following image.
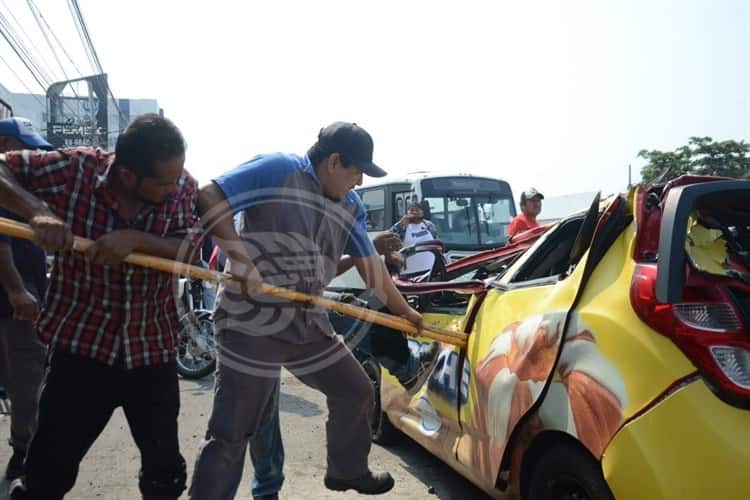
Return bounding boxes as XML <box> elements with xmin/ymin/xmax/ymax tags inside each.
<box><xmin>356</xmin><ymin>172</ymin><xmax>517</xmax><ymax>262</ymax></box>
<box><xmin>329</xmin><ymin>172</ymin><xmax>516</xmax><ymax>290</ymax></box>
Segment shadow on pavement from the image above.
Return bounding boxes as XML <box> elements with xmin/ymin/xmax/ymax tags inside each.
<box><xmin>279</xmin><ymin>392</ymin><xmax>323</xmax><ymax>418</ymax></box>
<box><xmin>180</xmin><ymin>373</ymin><xmax>216</xmax><ymax>396</ymax></box>
<box><xmin>380</xmin><ymin>438</ymin><xmax>493</xmax><ymax>500</ymax></box>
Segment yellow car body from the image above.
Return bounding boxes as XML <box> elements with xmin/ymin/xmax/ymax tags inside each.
<box><xmin>376</xmin><ymin>180</ymin><xmax>750</xmax><ymax>499</ymax></box>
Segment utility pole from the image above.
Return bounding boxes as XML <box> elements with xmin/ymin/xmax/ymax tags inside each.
<box><xmin>628</xmin><ymin>164</ymin><xmax>632</xmax><ymax>188</ymax></box>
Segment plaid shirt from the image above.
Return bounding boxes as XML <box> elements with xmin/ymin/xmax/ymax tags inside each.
<box><xmin>2</xmin><ymin>147</ymin><xmax>200</xmax><ymax>368</ymax></box>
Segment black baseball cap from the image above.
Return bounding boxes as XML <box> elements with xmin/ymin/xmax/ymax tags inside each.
<box><xmin>316</xmin><ymin>122</ymin><xmax>387</xmax><ymax>178</ymax></box>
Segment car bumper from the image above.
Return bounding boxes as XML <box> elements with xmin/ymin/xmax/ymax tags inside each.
<box><xmin>602</xmin><ymin>378</ymin><xmax>750</xmax><ymax>500</ymax></box>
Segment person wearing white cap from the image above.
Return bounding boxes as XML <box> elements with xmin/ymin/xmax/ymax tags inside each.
<box><xmin>0</xmin><ymin>117</ymin><xmax>52</xmax><ymax>482</ymax></box>
<box><xmin>507</xmin><ymin>187</ymin><xmax>544</xmax><ymax>237</ymax></box>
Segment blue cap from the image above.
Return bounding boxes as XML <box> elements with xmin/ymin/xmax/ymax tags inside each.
<box><xmin>0</xmin><ymin>117</ymin><xmax>53</xmax><ymax>150</ymax></box>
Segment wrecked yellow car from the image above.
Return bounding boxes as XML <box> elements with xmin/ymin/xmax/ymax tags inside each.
<box><xmin>344</xmin><ymin>176</ymin><xmax>750</xmax><ymax>500</ymax></box>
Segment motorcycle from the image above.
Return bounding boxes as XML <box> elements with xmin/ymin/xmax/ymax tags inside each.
<box><xmin>176</xmin><ymin>277</ymin><xmax>217</xmax><ymax>379</ymax></box>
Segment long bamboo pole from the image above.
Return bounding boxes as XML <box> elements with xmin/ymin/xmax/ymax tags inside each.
<box><xmin>0</xmin><ymin>217</ymin><xmax>468</xmax><ymax>347</ymax></box>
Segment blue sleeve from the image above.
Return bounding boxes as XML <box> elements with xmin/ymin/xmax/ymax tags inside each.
<box><xmin>212</xmin><ymin>153</ymin><xmax>297</xmax><ymax>214</ymax></box>
<box><xmin>345</xmin><ymin>193</ymin><xmax>376</xmax><ymax>258</ymax></box>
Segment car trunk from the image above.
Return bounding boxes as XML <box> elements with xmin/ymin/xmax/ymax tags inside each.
<box><xmin>631</xmin><ymin>177</ymin><xmax>750</xmax><ymax>408</ymax></box>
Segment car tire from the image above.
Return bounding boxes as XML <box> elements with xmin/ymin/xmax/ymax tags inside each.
<box><xmin>526</xmin><ymin>443</ymin><xmax>614</xmax><ymax>500</ymax></box>
<box><xmin>360</xmin><ymin>357</ymin><xmax>401</xmax><ymax>446</ymax></box>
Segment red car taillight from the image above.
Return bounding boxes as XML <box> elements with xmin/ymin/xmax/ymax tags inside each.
<box><xmin>630</xmin><ymin>263</ymin><xmax>750</xmax><ymax>405</ymax></box>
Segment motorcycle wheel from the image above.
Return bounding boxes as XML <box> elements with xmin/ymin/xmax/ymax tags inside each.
<box><xmin>176</xmin><ymin>310</ymin><xmax>217</xmax><ymax>379</ymax></box>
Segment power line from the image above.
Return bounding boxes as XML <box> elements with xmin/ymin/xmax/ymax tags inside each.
<box><xmin>28</xmin><ymin>0</ymin><xmax>84</xmax><ymax>77</ymax></box>
<box><xmin>67</xmin><ymin>0</ymin><xmax>127</xmax><ymax>127</ymax></box>
<box><xmin>0</xmin><ymin>51</ymin><xmax>46</xmax><ymax>108</ymax></box>
<box><xmin>0</xmin><ymin>0</ymin><xmax>55</xmax><ymax>85</ymax></box>
<box><xmin>65</xmin><ymin>0</ymin><xmax>96</xmax><ymax>74</ymax></box>
<box><xmin>0</xmin><ymin>16</ymin><xmax>49</xmax><ymax>92</ymax></box>
<box><xmin>26</xmin><ymin>0</ymin><xmax>75</xmax><ymax>88</ymax></box>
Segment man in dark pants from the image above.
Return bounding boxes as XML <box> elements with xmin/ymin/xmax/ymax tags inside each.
<box><xmin>0</xmin><ymin>118</ymin><xmax>51</xmax><ymax>482</ymax></box>
<box><xmin>0</xmin><ymin>114</ymin><xmax>200</xmax><ymax>500</ymax></box>
<box><xmin>190</xmin><ymin>122</ymin><xmax>424</xmax><ymax>499</ymax></box>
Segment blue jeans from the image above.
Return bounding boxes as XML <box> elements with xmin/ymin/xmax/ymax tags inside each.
<box><xmin>249</xmin><ymin>378</ymin><xmax>285</xmax><ymax>497</ymax></box>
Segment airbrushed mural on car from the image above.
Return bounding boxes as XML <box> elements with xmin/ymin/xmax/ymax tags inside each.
<box><xmin>467</xmin><ymin>311</ymin><xmax>627</xmax><ymax>483</ymax></box>
<box><xmin>380</xmin><ymin>308</ymin><xmax>628</xmax><ymax>490</ymax></box>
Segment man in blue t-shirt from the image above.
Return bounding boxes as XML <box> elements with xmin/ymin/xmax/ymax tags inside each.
<box><xmin>189</xmin><ymin>123</ymin><xmax>426</xmax><ymax>499</ymax></box>
<box><xmin>0</xmin><ymin>118</ymin><xmax>52</xmax><ymax>482</ymax></box>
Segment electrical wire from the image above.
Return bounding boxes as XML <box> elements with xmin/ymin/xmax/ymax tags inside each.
<box><xmin>0</xmin><ymin>51</ymin><xmax>46</xmax><ymax>108</ymax></box>
<box><xmin>68</xmin><ymin>0</ymin><xmax>127</xmax><ymax>126</ymax></box>
<box><xmin>0</xmin><ymin>0</ymin><xmax>55</xmax><ymax>85</ymax></box>
<box><xmin>28</xmin><ymin>0</ymin><xmax>84</xmax><ymax>77</ymax></box>
<box><xmin>26</xmin><ymin>0</ymin><xmax>75</xmax><ymax>89</ymax></box>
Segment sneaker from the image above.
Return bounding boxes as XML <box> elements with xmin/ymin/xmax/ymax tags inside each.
<box><xmin>5</xmin><ymin>448</ymin><xmax>24</xmax><ymax>482</ymax></box>
<box><xmin>253</xmin><ymin>494</ymin><xmax>279</xmax><ymax>500</ymax></box>
<box><xmin>324</xmin><ymin>471</ymin><xmax>394</xmax><ymax>495</ymax></box>
<box><xmin>401</xmin><ymin>341</ymin><xmax>440</xmax><ymax>393</ymax></box>
<box><xmin>8</xmin><ymin>478</ymin><xmax>29</xmax><ymax>499</ymax></box>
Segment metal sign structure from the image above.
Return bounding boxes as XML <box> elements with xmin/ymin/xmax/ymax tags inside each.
<box><xmin>46</xmin><ymin>74</ymin><xmax>108</xmax><ymax>148</ymax></box>
<box><xmin>0</xmin><ymin>98</ymin><xmax>11</xmax><ymax>119</ymax></box>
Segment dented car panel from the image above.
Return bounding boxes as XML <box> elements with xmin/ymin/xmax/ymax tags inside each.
<box><xmin>357</xmin><ymin>178</ymin><xmax>750</xmax><ymax>499</ymax></box>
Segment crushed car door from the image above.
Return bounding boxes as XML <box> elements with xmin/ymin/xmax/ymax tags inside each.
<box><xmin>378</xmin><ymin>266</ymin><xmax>484</xmax><ymax>469</ymax></box>
<box><xmin>452</xmin><ymin>193</ymin><xmax>632</xmax><ymax>492</ymax></box>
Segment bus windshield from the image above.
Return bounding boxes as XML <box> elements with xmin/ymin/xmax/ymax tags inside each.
<box><xmin>420</xmin><ymin>177</ymin><xmax>515</xmax><ymax>249</ymax></box>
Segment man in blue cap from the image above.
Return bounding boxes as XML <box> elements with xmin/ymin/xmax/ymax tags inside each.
<box><xmin>190</xmin><ymin>122</ymin><xmax>425</xmax><ymax>499</ymax></box>
<box><xmin>0</xmin><ymin>117</ymin><xmax>52</xmax><ymax>482</ymax></box>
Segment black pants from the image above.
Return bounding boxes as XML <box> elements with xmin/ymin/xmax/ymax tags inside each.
<box><xmin>22</xmin><ymin>351</ymin><xmax>186</xmax><ymax>500</ymax></box>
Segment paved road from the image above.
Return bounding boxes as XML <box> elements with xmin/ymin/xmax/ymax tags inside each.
<box><xmin>0</xmin><ymin>371</ymin><xmax>490</xmax><ymax>499</ymax></box>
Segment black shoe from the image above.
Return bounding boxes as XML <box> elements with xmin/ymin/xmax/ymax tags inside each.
<box><xmin>253</xmin><ymin>494</ymin><xmax>279</xmax><ymax>500</ymax></box>
<box><xmin>5</xmin><ymin>448</ymin><xmax>24</xmax><ymax>482</ymax></box>
<box><xmin>8</xmin><ymin>478</ymin><xmax>29</xmax><ymax>499</ymax></box>
<box><xmin>401</xmin><ymin>341</ymin><xmax>440</xmax><ymax>393</ymax></box>
<box><xmin>324</xmin><ymin>471</ymin><xmax>394</xmax><ymax>495</ymax></box>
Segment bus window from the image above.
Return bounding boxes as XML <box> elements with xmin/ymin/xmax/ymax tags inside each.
<box><xmin>393</xmin><ymin>191</ymin><xmax>412</xmax><ymax>224</ymax></box>
<box><xmin>361</xmin><ymin>188</ymin><xmax>386</xmax><ymax>231</ymax></box>
<box><xmin>420</xmin><ymin>177</ymin><xmax>515</xmax><ymax>248</ymax></box>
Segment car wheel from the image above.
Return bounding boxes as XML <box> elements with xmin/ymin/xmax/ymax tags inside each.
<box><xmin>360</xmin><ymin>357</ymin><xmax>401</xmax><ymax>446</ymax></box>
<box><xmin>526</xmin><ymin>444</ymin><xmax>614</xmax><ymax>500</ymax></box>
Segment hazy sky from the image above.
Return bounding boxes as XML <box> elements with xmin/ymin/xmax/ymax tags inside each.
<box><xmin>2</xmin><ymin>0</ymin><xmax>749</xmax><ymax>197</ymax></box>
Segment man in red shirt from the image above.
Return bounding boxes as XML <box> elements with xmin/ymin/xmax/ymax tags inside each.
<box><xmin>507</xmin><ymin>187</ymin><xmax>544</xmax><ymax>238</ymax></box>
<box><xmin>0</xmin><ymin>114</ymin><xmax>199</xmax><ymax>500</ymax></box>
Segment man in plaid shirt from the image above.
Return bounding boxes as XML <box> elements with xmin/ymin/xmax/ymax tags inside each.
<box><xmin>0</xmin><ymin>114</ymin><xmax>199</xmax><ymax>500</ymax></box>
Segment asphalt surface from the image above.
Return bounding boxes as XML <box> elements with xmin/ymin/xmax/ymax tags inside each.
<box><xmin>0</xmin><ymin>371</ymin><xmax>490</xmax><ymax>499</ymax></box>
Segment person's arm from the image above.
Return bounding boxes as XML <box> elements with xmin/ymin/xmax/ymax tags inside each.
<box><xmin>197</xmin><ymin>182</ymin><xmax>262</xmax><ymax>292</ymax></box>
<box><xmin>507</xmin><ymin>216</ymin><xmax>520</xmax><ymax>237</ymax></box>
<box><xmin>0</xmin><ymin>240</ymin><xmax>38</xmax><ymax>321</ymax></box>
<box><xmin>353</xmin><ymin>253</ymin><xmax>421</xmax><ymax>325</ymax></box>
<box><xmin>336</xmin><ymin>232</ymin><xmax>403</xmax><ymax>276</ymax></box>
<box><xmin>83</xmin><ymin>230</ymin><xmax>198</xmax><ymax>266</ymax></box>
<box><xmin>0</xmin><ymin>154</ymin><xmax>73</xmax><ymax>251</ymax></box>
<box><xmin>84</xmin><ymin>175</ymin><xmax>201</xmax><ymax>266</ymax></box>
<box><xmin>426</xmin><ymin>220</ymin><xmax>438</xmax><ymax>239</ymax></box>
<box><xmin>346</xmin><ymin>199</ymin><xmax>421</xmax><ymax>325</ymax></box>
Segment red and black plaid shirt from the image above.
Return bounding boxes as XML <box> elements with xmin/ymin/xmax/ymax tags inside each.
<box><xmin>2</xmin><ymin>147</ymin><xmax>200</xmax><ymax>368</ymax></box>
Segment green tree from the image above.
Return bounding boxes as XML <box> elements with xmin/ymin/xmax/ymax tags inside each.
<box><xmin>638</xmin><ymin>136</ymin><xmax>750</xmax><ymax>184</ymax></box>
